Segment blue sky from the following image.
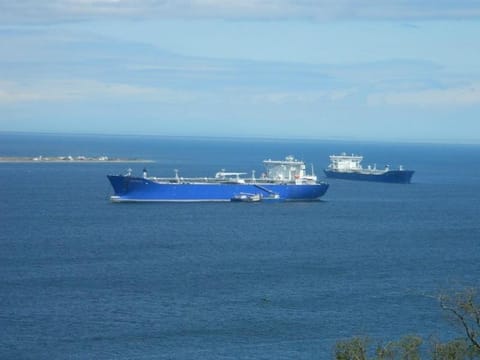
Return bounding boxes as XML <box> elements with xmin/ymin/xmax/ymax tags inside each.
<box><xmin>1</xmin><ymin>1</ymin><xmax>480</xmax><ymax>142</ymax></box>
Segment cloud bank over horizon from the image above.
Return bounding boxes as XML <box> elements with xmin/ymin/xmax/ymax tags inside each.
<box><xmin>0</xmin><ymin>1</ymin><xmax>480</xmax><ymax>141</ymax></box>
<box><xmin>2</xmin><ymin>0</ymin><xmax>480</xmax><ymax>24</ymax></box>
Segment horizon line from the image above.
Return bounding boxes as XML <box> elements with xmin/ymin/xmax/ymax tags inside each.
<box><xmin>0</xmin><ymin>130</ymin><xmax>479</xmax><ymax>146</ymax></box>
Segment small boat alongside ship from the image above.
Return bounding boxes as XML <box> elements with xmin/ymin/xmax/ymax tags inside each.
<box><xmin>230</xmin><ymin>192</ymin><xmax>281</xmax><ymax>202</ymax></box>
<box><xmin>107</xmin><ymin>155</ymin><xmax>329</xmax><ymax>202</ymax></box>
<box><xmin>230</xmin><ymin>193</ymin><xmax>262</xmax><ymax>202</ymax></box>
<box><xmin>324</xmin><ymin>153</ymin><xmax>414</xmax><ymax>183</ymax></box>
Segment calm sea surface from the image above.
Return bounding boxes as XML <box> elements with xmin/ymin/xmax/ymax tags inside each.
<box><xmin>1</xmin><ymin>133</ymin><xmax>479</xmax><ymax>359</ymax></box>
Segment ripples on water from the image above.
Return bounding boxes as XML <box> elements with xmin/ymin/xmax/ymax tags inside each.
<box><xmin>1</xmin><ymin>134</ymin><xmax>479</xmax><ymax>359</ymax></box>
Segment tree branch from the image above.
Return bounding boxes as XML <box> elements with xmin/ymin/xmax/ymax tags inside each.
<box><xmin>440</xmin><ymin>296</ymin><xmax>480</xmax><ymax>351</ymax></box>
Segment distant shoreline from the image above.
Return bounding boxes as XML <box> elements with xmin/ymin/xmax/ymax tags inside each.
<box><xmin>0</xmin><ymin>156</ymin><xmax>154</xmax><ymax>163</ymax></box>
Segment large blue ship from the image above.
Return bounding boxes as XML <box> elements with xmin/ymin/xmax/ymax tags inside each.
<box><xmin>108</xmin><ymin>156</ymin><xmax>329</xmax><ymax>202</ymax></box>
<box><xmin>324</xmin><ymin>153</ymin><xmax>414</xmax><ymax>183</ymax></box>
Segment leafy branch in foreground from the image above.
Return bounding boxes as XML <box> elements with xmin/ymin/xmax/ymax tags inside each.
<box><xmin>334</xmin><ymin>288</ymin><xmax>480</xmax><ymax>359</ymax></box>
<box><xmin>439</xmin><ymin>288</ymin><xmax>480</xmax><ymax>352</ymax></box>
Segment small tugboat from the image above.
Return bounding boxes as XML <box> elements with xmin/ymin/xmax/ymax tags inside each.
<box><xmin>231</xmin><ymin>193</ymin><xmax>262</xmax><ymax>202</ymax></box>
<box><xmin>324</xmin><ymin>153</ymin><xmax>414</xmax><ymax>184</ymax></box>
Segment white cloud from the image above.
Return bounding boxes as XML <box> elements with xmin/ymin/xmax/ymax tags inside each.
<box><xmin>0</xmin><ymin>79</ymin><xmax>199</xmax><ymax>104</ymax></box>
<box><xmin>252</xmin><ymin>89</ymin><xmax>354</xmax><ymax>104</ymax></box>
<box><xmin>0</xmin><ymin>78</ymin><xmax>357</xmax><ymax>107</ymax></box>
<box><xmin>1</xmin><ymin>0</ymin><xmax>480</xmax><ymax>23</ymax></box>
<box><xmin>368</xmin><ymin>83</ymin><xmax>480</xmax><ymax>107</ymax></box>
<box><xmin>0</xmin><ymin>81</ymin><xmax>74</xmax><ymax>103</ymax></box>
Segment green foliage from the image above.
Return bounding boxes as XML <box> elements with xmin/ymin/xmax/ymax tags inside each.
<box><xmin>333</xmin><ymin>288</ymin><xmax>480</xmax><ymax>359</ymax></box>
<box><xmin>335</xmin><ymin>335</ymin><xmax>422</xmax><ymax>360</ymax></box>
<box><xmin>397</xmin><ymin>335</ymin><xmax>422</xmax><ymax>360</ymax></box>
<box><xmin>375</xmin><ymin>336</ymin><xmax>421</xmax><ymax>360</ymax></box>
<box><xmin>431</xmin><ymin>339</ymin><xmax>472</xmax><ymax>360</ymax></box>
<box><xmin>375</xmin><ymin>341</ymin><xmax>397</xmax><ymax>360</ymax></box>
<box><xmin>335</xmin><ymin>335</ymin><xmax>480</xmax><ymax>360</ymax></box>
<box><xmin>335</xmin><ymin>336</ymin><xmax>369</xmax><ymax>360</ymax></box>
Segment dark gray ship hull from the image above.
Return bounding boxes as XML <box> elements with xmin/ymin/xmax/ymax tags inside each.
<box><xmin>324</xmin><ymin>169</ymin><xmax>414</xmax><ymax>184</ymax></box>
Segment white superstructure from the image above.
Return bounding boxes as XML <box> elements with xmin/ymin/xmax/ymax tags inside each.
<box><xmin>328</xmin><ymin>153</ymin><xmax>365</xmax><ymax>172</ymax></box>
<box><xmin>263</xmin><ymin>155</ymin><xmax>317</xmax><ymax>183</ymax></box>
<box><xmin>327</xmin><ymin>153</ymin><xmax>394</xmax><ymax>174</ymax></box>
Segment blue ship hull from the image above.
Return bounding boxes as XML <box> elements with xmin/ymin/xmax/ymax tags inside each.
<box><xmin>323</xmin><ymin>169</ymin><xmax>414</xmax><ymax>184</ymax></box>
<box><xmin>107</xmin><ymin>175</ymin><xmax>329</xmax><ymax>202</ymax></box>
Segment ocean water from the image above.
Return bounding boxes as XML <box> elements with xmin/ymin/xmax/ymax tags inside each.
<box><xmin>1</xmin><ymin>133</ymin><xmax>479</xmax><ymax>359</ymax></box>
